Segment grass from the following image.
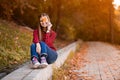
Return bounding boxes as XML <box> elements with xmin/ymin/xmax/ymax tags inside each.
<box><xmin>0</xmin><ymin>20</ymin><xmax>32</xmax><ymax>72</ymax></box>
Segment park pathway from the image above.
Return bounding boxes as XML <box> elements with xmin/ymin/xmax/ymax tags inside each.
<box><xmin>75</xmin><ymin>42</ymin><xmax>120</xmax><ymax>80</ymax></box>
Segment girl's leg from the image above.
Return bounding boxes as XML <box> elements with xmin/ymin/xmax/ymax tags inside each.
<box><xmin>30</xmin><ymin>43</ymin><xmax>39</xmax><ymax>60</ymax></box>
<box><xmin>30</xmin><ymin>43</ymin><xmax>41</xmax><ymax>68</ymax></box>
<box><xmin>46</xmin><ymin>46</ymin><xmax>58</xmax><ymax>64</ymax></box>
<box><xmin>40</xmin><ymin>41</ymin><xmax>58</xmax><ymax>64</ymax></box>
<box><xmin>39</xmin><ymin>41</ymin><xmax>48</xmax><ymax>68</ymax></box>
<box><xmin>39</xmin><ymin>42</ymin><xmax>47</xmax><ymax>57</ymax></box>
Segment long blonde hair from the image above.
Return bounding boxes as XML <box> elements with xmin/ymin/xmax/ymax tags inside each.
<box><xmin>38</xmin><ymin>24</ymin><xmax>42</xmax><ymax>41</ymax></box>
<box><xmin>38</xmin><ymin>13</ymin><xmax>50</xmax><ymax>41</ymax></box>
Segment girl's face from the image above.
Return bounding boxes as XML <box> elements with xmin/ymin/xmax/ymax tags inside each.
<box><xmin>40</xmin><ymin>16</ymin><xmax>49</xmax><ymax>27</ymax></box>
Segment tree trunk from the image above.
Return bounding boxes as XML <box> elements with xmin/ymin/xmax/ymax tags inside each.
<box><xmin>109</xmin><ymin>0</ymin><xmax>114</xmax><ymax>43</ymax></box>
<box><xmin>55</xmin><ymin>0</ymin><xmax>61</xmax><ymax>33</ymax></box>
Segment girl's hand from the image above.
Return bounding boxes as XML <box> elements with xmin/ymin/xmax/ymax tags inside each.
<box><xmin>46</xmin><ymin>22</ymin><xmax>52</xmax><ymax>33</ymax></box>
<box><xmin>36</xmin><ymin>43</ymin><xmax>41</xmax><ymax>54</ymax></box>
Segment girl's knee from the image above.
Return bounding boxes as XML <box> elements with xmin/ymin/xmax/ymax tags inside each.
<box><xmin>40</xmin><ymin>41</ymin><xmax>45</xmax><ymax>45</ymax></box>
<box><xmin>30</xmin><ymin>43</ymin><xmax>36</xmax><ymax>48</ymax></box>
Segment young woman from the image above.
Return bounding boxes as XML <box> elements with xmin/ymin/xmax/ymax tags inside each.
<box><xmin>30</xmin><ymin>13</ymin><xmax>58</xmax><ymax>69</ymax></box>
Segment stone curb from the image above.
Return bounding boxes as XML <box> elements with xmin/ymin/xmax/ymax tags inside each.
<box><xmin>1</xmin><ymin>41</ymin><xmax>81</xmax><ymax>80</ymax></box>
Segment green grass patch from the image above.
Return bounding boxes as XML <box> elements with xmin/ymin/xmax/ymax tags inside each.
<box><xmin>0</xmin><ymin>21</ymin><xmax>32</xmax><ymax>72</ymax></box>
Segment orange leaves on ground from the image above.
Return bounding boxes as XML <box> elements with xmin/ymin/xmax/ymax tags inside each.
<box><xmin>67</xmin><ymin>44</ymin><xmax>88</xmax><ymax>80</ymax></box>
<box><xmin>53</xmin><ymin>44</ymin><xmax>88</xmax><ymax>80</ymax></box>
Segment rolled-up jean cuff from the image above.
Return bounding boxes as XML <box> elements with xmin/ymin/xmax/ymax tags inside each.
<box><xmin>31</xmin><ymin>55</ymin><xmax>39</xmax><ymax>60</ymax></box>
<box><xmin>40</xmin><ymin>53</ymin><xmax>48</xmax><ymax>57</ymax></box>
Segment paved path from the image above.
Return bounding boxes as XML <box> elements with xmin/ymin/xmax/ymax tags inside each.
<box><xmin>76</xmin><ymin>42</ymin><xmax>120</xmax><ymax>80</ymax></box>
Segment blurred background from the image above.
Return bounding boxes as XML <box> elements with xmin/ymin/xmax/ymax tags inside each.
<box><xmin>0</xmin><ymin>0</ymin><xmax>120</xmax><ymax>78</ymax></box>
<box><xmin>0</xmin><ymin>0</ymin><xmax>120</xmax><ymax>42</ymax></box>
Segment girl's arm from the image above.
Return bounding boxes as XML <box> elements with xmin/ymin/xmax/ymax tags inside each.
<box><xmin>33</xmin><ymin>29</ymin><xmax>39</xmax><ymax>43</ymax></box>
<box><xmin>33</xmin><ymin>29</ymin><xmax>41</xmax><ymax>54</ymax></box>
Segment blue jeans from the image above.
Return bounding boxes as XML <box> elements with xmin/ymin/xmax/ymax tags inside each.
<box><xmin>30</xmin><ymin>41</ymin><xmax>58</xmax><ymax>64</ymax></box>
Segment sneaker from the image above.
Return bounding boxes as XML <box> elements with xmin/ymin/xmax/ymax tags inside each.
<box><xmin>40</xmin><ymin>56</ymin><xmax>48</xmax><ymax>68</ymax></box>
<box><xmin>31</xmin><ymin>57</ymin><xmax>40</xmax><ymax>69</ymax></box>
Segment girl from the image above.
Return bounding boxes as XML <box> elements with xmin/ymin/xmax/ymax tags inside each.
<box><xmin>30</xmin><ymin>13</ymin><xmax>58</xmax><ymax>69</ymax></box>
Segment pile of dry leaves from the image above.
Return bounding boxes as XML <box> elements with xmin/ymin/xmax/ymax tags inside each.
<box><xmin>53</xmin><ymin>44</ymin><xmax>88</xmax><ymax>80</ymax></box>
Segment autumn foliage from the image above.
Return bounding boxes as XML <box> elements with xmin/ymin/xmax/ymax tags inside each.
<box><xmin>1</xmin><ymin>0</ymin><xmax>120</xmax><ymax>43</ymax></box>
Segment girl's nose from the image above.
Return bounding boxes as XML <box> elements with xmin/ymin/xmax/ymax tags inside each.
<box><xmin>43</xmin><ymin>23</ymin><xmax>46</xmax><ymax>25</ymax></box>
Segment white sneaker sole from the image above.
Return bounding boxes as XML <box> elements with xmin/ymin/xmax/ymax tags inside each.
<box><xmin>31</xmin><ymin>63</ymin><xmax>41</xmax><ymax>69</ymax></box>
<box><xmin>40</xmin><ymin>63</ymin><xmax>48</xmax><ymax>68</ymax></box>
